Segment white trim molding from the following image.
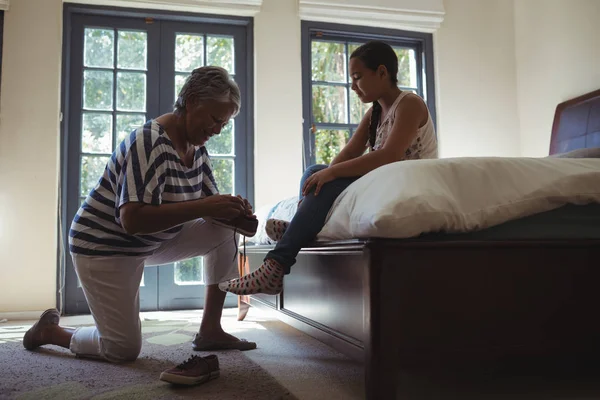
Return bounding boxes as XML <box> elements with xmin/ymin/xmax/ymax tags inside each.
<box><xmin>0</xmin><ymin>0</ymin><xmax>9</xmax><ymax>11</ymax></box>
<box><xmin>0</xmin><ymin>311</ymin><xmax>46</xmax><ymax>322</ymax></box>
<box><xmin>298</xmin><ymin>0</ymin><xmax>445</xmax><ymax>33</ymax></box>
<box><xmin>65</xmin><ymin>0</ymin><xmax>263</xmax><ymax>17</ymax></box>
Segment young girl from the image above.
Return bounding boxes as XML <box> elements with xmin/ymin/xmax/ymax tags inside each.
<box><xmin>219</xmin><ymin>40</ymin><xmax>438</xmax><ymax>296</ymax></box>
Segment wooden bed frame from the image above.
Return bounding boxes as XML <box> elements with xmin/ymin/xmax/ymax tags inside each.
<box><xmin>237</xmin><ymin>89</ymin><xmax>600</xmax><ymax>400</ymax></box>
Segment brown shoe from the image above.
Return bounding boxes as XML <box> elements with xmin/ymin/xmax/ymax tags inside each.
<box><xmin>159</xmin><ymin>354</ymin><xmax>220</xmax><ymax>386</ymax></box>
<box><xmin>22</xmin><ymin>308</ymin><xmax>60</xmax><ymax>350</ymax></box>
<box><xmin>212</xmin><ymin>214</ymin><xmax>258</xmax><ymax>237</ymax></box>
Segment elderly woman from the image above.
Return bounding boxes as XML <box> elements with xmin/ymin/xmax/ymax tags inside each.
<box><xmin>22</xmin><ymin>66</ymin><xmax>256</xmax><ymax>363</ymax></box>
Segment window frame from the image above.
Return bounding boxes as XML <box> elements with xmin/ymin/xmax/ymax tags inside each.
<box><xmin>300</xmin><ymin>20</ymin><xmax>436</xmax><ymax>169</ymax></box>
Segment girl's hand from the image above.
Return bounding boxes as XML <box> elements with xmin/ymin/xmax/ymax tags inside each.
<box><xmin>302</xmin><ymin>167</ymin><xmax>337</xmax><ymax>196</ymax></box>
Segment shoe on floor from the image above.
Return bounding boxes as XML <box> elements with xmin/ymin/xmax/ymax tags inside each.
<box><xmin>265</xmin><ymin>218</ymin><xmax>289</xmax><ymax>242</ymax></box>
<box><xmin>160</xmin><ymin>354</ymin><xmax>220</xmax><ymax>386</ymax></box>
<box><xmin>211</xmin><ymin>214</ymin><xmax>259</xmax><ymax>237</ymax></box>
<box><xmin>22</xmin><ymin>308</ymin><xmax>60</xmax><ymax>350</ymax></box>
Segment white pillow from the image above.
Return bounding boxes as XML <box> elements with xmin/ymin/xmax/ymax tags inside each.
<box><xmin>318</xmin><ymin>157</ymin><xmax>600</xmax><ymax>240</ymax></box>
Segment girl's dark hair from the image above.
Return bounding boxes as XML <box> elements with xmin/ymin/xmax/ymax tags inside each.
<box><xmin>350</xmin><ymin>41</ymin><xmax>398</xmax><ymax>149</ymax></box>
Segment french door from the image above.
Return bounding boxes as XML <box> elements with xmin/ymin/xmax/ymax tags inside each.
<box><xmin>62</xmin><ymin>8</ymin><xmax>251</xmax><ymax>314</ymax></box>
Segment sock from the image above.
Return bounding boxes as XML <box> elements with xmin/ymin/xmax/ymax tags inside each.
<box><xmin>265</xmin><ymin>219</ymin><xmax>289</xmax><ymax>242</ymax></box>
<box><xmin>218</xmin><ymin>259</ymin><xmax>284</xmax><ymax>296</ymax></box>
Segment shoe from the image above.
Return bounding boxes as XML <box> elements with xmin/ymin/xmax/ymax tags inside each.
<box><xmin>23</xmin><ymin>308</ymin><xmax>60</xmax><ymax>350</ymax></box>
<box><xmin>265</xmin><ymin>218</ymin><xmax>289</xmax><ymax>242</ymax></box>
<box><xmin>212</xmin><ymin>214</ymin><xmax>259</xmax><ymax>237</ymax></box>
<box><xmin>159</xmin><ymin>354</ymin><xmax>220</xmax><ymax>386</ymax></box>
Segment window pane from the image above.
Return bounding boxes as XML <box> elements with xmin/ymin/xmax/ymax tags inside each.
<box><xmin>118</xmin><ymin>30</ymin><xmax>147</xmax><ymax>70</ymax></box>
<box><xmin>394</xmin><ymin>47</ymin><xmax>417</xmax><ymax>88</ymax></box>
<box><xmin>315</xmin><ymin>129</ymin><xmax>350</xmax><ymax>165</ymax></box>
<box><xmin>312</xmin><ymin>41</ymin><xmax>345</xmax><ymax>82</ymax></box>
<box><xmin>350</xmin><ymin>90</ymin><xmax>369</xmax><ymax>125</ymax></box>
<box><xmin>206</xmin><ymin>120</ymin><xmax>234</xmax><ymax>155</ymax></box>
<box><xmin>117</xmin><ymin>72</ymin><xmax>146</xmax><ymax>112</ymax></box>
<box><xmin>207</xmin><ymin>36</ymin><xmax>234</xmax><ymax>73</ymax></box>
<box><xmin>175</xmin><ymin>73</ymin><xmax>188</xmax><ymax>101</ymax></box>
<box><xmin>82</xmin><ymin>112</ymin><xmax>112</xmax><ymax>153</ymax></box>
<box><xmin>175</xmin><ymin>257</ymin><xmax>204</xmax><ymax>285</ymax></box>
<box><xmin>83</xmin><ymin>70</ymin><xmax>113</xmax><ymax>110</ymax></box>
<box><xmin>347</xmin><ymin>42</ymin><xmax>362</xmax><ymax>83</ymax></box>
<box><xmin>84</xmin><ymin>28</ymin><xmax>114</xmax><ymax>68</ymax></box>
<box><xmin>211</xmin><ymin>158</ymin><xmax>234</xmax><ymax>194</ymax></box>
<box><xmin>116</xmin><ymin>113</ymin><xmax>146</xmax><ymax>148</ymax></box>
<box><xmin>312</xmin><ymin>85</ymin><xmax>347</xmax><ymax>124</ymax></box>
<box><xmin>175</xmin><ymin>34</ymin><xmax>204</xmax><ymax>72</ymax></box>
<box><xmin>80</xmin><ymin>156</ymin><xmax>110</xmax><ymax>197</ymax></box>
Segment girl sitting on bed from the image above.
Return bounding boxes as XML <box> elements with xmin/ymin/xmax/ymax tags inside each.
<box><xmin>219</xmin><ymin>40</ymin><xmax>438</xmax><ymax>295</ymax></box>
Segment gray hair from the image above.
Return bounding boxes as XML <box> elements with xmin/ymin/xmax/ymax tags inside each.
<box><xmin>174</xmin><ymin>66</ymin><xmax>241</xmax><ymax>117</ymax></box>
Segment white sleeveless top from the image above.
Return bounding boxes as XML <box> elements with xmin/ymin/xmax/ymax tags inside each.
<box><xmin>371</xmin><ymin>91</ymin><xmax>438</xmax><ymax>160</ymax></box>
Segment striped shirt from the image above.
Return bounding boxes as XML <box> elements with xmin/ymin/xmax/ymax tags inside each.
<box><xmin>69</xmin><ymin>120</ymin><xmax>219</xmax><ymax>257</ymax></box>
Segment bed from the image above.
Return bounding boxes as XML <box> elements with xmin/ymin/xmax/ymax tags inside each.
<box><xmin>237</xmin><ymin>89</ymin><xmax>600</xmax><ymax>400</ymax></box>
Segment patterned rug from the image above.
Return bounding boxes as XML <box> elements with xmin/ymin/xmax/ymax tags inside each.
<box><xmin>0</xmin><ymin>317</ymin><xmax>297</xmax><ymax>400</ymax></box>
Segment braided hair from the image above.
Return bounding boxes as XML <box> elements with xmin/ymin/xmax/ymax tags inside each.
<box><xmin>349</xmin><ymin>41</ymin><xmax>399</xmax><ymax>150</ymax></box>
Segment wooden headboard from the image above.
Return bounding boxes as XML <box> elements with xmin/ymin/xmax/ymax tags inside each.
<box><xmin>550</xmin><ymin>89</ymin><xmax>600</xmax><ymax>155</ymax></box>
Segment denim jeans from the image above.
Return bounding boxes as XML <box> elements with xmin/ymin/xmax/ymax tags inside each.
<box><xmin>266</xmin><ymin>164</ymin><xmax>359</xmax><ymax>273</ymax></box>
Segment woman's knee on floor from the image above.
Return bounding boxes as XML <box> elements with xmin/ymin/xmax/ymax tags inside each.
<box><xmin>101</xmin><ymin>334</ymin><xmax>143</xmax><ymax>363</ymax></box>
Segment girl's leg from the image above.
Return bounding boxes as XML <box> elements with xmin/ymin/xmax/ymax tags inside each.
<box><xmin>266</xmin><ymin>164</ymin><xmax>330</xmax><ymax>242</ymax></box>
<box><xmin>298</xmin><ymin>164</ymin><xmax>328</xmax><ymax>203</ymax></box>
<box><xmin>220</xmin><ymin>174</ymin><xmax>358</xmax><ymax>295</ymax></box>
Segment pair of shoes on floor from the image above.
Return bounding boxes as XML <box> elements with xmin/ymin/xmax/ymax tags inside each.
<box><xmin>265</xmin><ymin>218</ymin><xmax>289</xmax><ymax>242</ymax></box>
<box><xmin>211</xmin><ymin>214</ymin><xmax>259</xmax><ymax>237</ymax></box>
<box><xmin>160</xmin><ymin>354</ymin><xmax>220</xmax><ymax>386</ymax></box>
<box><xmin>160</xmin><ymin>334</ymin><xmax>258</xmax><ymax>386</ymax></box>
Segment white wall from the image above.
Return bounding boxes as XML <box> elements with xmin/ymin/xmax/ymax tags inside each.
<box><xmin>253</xmin><ymin>0</ymin><xmax>303</xmax><ymax>208</ymax></box>
<box><xmin>434</xmin><ymin>0</ymin><xmax>521</xmax><ymax>157</ymax></box>
<box><xmin>514</xmin><ymin>0</ymin><xmax>600</xmax><ymax>156</ymax></box>
<box><xmin>4</xmin><ymin>0</ymin><xmax>592</xmax><ymax>313</ymax></box>
<box><xmin>0</xmin><ymin>0</ymin><xmax>63</xmax><ymax>313</ymax></box>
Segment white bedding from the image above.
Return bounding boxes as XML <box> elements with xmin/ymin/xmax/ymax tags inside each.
<box><xmin>318</xmin><ymin>157</ymin><xmax>600</xmax><ymax>240</ymax></box>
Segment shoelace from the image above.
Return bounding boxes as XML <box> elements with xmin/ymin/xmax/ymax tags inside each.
<box><xmin>231</xmin><ymin>228</ymin><xmax>247</xmax><ymax>262</ymax></box>
<box><xmin>176</xmin><ymin>355</ymin><xmax>206</xmax><ymax>370</ymax></box>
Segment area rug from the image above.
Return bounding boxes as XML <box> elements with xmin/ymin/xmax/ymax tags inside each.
<box><xmin>0</xmin><ymin>318</ymin><xmax>297</xmax><ymax>400</ymax></box>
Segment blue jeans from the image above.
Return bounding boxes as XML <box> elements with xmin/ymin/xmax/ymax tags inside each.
<box><xmin>265</xmin><ymin>164</ymin><xmax>359</xmax><ymax>273</ymax></box>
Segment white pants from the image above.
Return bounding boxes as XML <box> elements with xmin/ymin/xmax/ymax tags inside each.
<box><xmin>69</xmin><ymin>219</ymin><xmax>239</xmax><ymax>363</ymax></box>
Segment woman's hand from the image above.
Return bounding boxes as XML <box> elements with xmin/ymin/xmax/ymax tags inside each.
<box><xmin>198</xmin><ymin>194</ymin><xmax>247</xmax><ymax>219</ymax></box>
<box><xmin>302</xmin><ymin>167</ymin><xmax>337</xmax><ymax>196</ymax></box>
<box><xmin>236</xmin><ymin>195</ymin><xmax>254</xmax><ymax>216</ymax></box>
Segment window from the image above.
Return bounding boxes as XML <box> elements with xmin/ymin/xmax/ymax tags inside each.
<box><xmin>60</xmin><ymin>5</ymin><xmax>253</xmax><ymax>314</ymax></box>
<box><xmin>301</xmin><ymin>21</ymin><xmax>436</xmax><ymax>167</ymax></box>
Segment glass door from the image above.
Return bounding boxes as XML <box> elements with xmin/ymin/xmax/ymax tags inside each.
<box><xmin>156</xmin><ymin>21</ymin><xmax>248</xmax><ymax>310</ymax></box>
<box><xmin>63</xmin><ymin>11</ymin><xmax>250</xmax><ymax>314</ymax></box>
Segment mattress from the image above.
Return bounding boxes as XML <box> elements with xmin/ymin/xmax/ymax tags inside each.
<box><xmin>414</xmin><ymin>203</ymin><xmax>600</xmax><ymax>241</ymax></box>
<box><xmin>249</xmin><ymin>157</ymin><xmax>600</xmax><ymax>244</ymax></box>
<box><xmin>319</xmin><ymin>157</ymin><xmax>600</xmax><ymax>240</ymax></box>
